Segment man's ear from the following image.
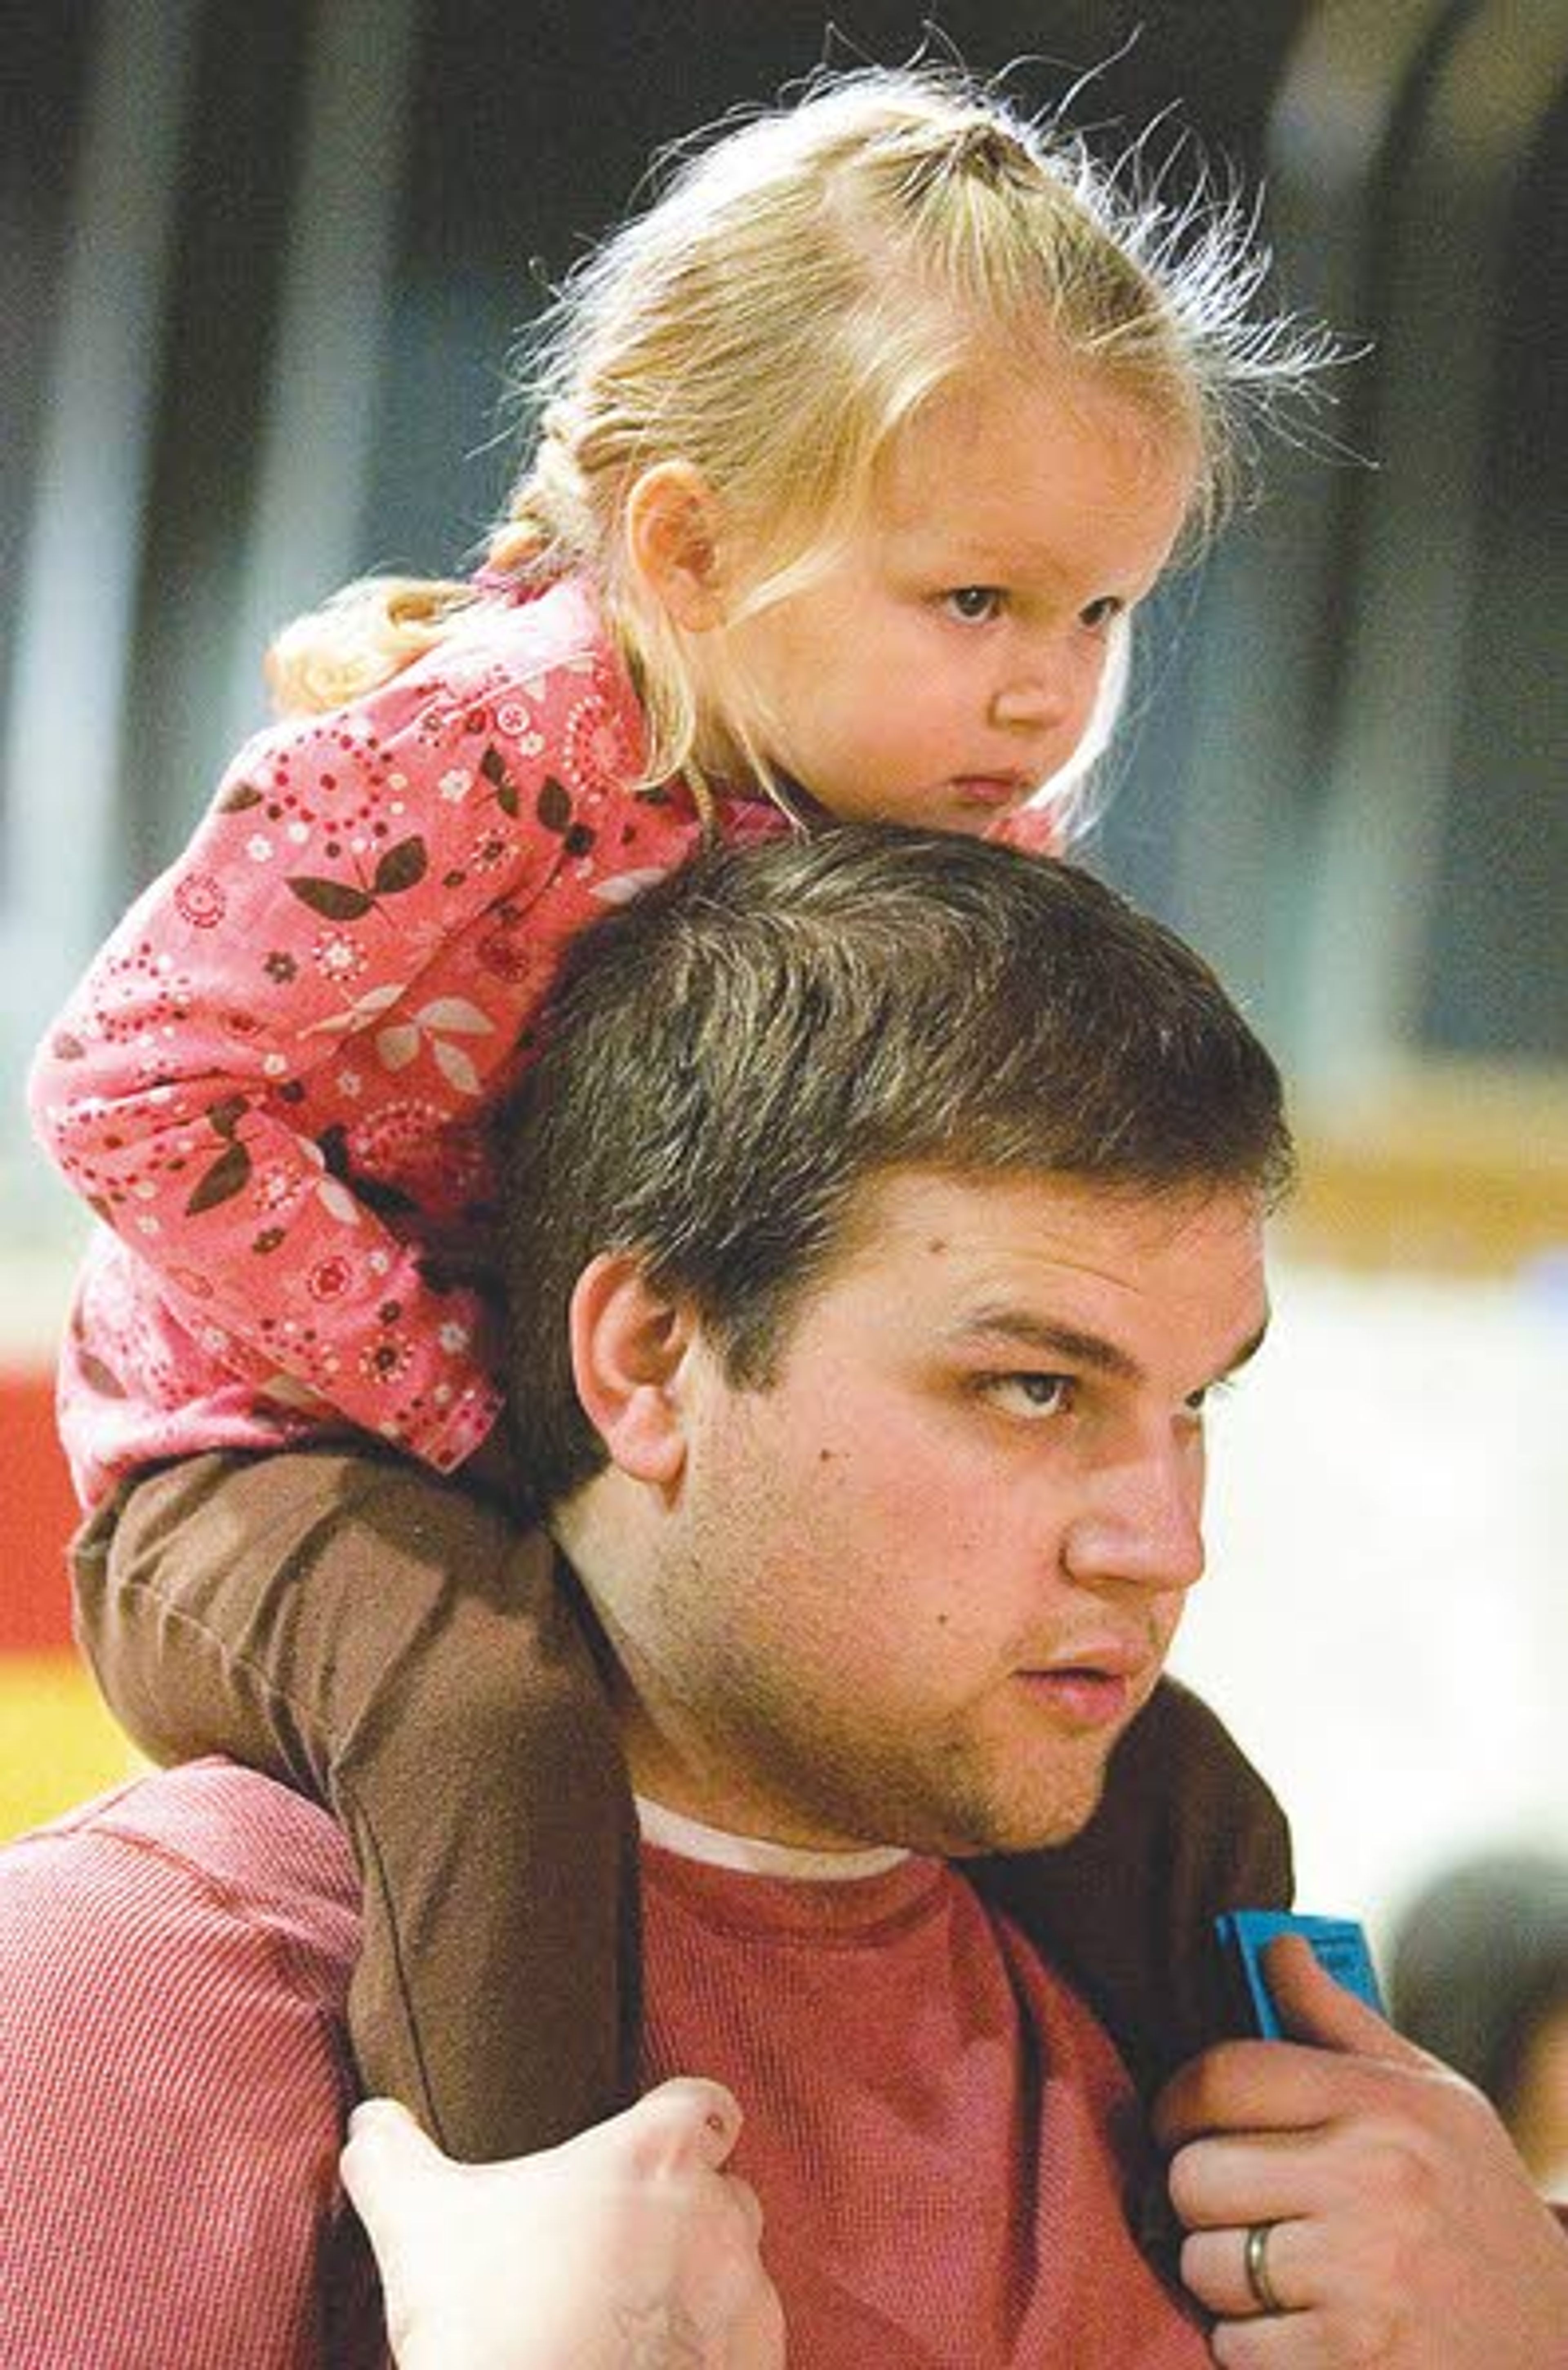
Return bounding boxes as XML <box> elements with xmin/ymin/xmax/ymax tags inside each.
<box><xmin>568</xmin><ymin>1250</ymin><xmax>695</xmax><ymax>1487</ymax></box>
<box><xmin>625</xmin><ymin>461</ymin><xmax>728</xmax><ymax>630</ymax></box>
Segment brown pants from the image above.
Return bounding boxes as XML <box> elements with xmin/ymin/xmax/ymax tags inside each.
<box><xmin>72</xmin><ymin>1446</ymin><xmax>641</xmax><ymax>2160</ymax></box>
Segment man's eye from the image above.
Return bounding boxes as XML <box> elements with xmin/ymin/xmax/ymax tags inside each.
<box><xmin>944</xmin><ymin>586</ymin><xmax>1004</xmax><ymax>624</ymax></box>
<box><xmin>985</xmin><ymin>1372</ymin><xmax>1072</xmax><ymax>1420</ymax></box>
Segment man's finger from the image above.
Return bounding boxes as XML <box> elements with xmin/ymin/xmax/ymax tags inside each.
<box><xmin>1261</xmin><ymin>1935</ymin><xmax>1432</xmax><ymax>2067</ymax></box>
<box><xmin>1154</xmin><ymin>1936</ymin><xmax>1457</xmax><ymax>2149</ymax></box>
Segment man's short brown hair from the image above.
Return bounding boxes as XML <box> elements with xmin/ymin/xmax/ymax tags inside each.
<box><xmin>498</xmin><ymin>826</ymin><xmax>1292</xmax><ymax>1512</ymax></box>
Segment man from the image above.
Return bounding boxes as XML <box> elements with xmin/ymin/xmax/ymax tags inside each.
<box><xmin>2</xmin><ymin>831</ymin><xmax>1562</xmax><ymax>2365</ymax></box>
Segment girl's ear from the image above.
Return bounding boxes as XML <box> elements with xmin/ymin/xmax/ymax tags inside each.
<box><xmin>625</xmin><ymin>461</ymin><xmax>728</xmax><ymax>630</ymax></box>
<box><xmin>568</xmin><ymin>1250</ymin><xmax>695</xmax><ymax>1487</ymax></box>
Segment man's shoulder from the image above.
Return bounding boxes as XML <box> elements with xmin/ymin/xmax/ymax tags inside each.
<box><xmin>0</xmin><ymin>1757</ymin><xmax>360</xmax><ymax>2008</ymax></box>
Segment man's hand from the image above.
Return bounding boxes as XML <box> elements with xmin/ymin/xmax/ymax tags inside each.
<box><xmin>1155</xmin><ymin>1935</ymin><xmax>1568</xmax><ymax>2365</ymax></box>
<box><xmin>341</xmin><ymin>2076</ymin><xmax>785</xmax><ymax>2370</ymax></box>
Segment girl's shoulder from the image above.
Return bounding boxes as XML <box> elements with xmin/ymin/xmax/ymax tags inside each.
<box><xmin>225</xmin><ymin>575</ymin><xmax>646</xmax><ymax>806</ymax></box>
<box><xmin>392</xmin><ymin>573</ymin><xmax>634</xmax><ymax>728</ymax></box>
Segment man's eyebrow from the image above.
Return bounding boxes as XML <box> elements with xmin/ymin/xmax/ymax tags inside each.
<box><xmin>947</xmin><ymin>1310</ymin><xmax>1142</xmax><ymax>1381</ymax></box>
<box><xmin>947</xmin><ymin>1309</ymin><xmax>1271</xmax><ymax>1387</ymax></box>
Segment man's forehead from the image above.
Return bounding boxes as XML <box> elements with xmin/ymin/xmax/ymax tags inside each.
<box><xmin>833</xmin><ymin>1161</ymin><xmax>1265</xmax><ymax>1259</ymax></box>
<box><xmin>820</xmin><ymin>1163</ymin><xmax>1269</xmax><ymax>1347</ymax></box>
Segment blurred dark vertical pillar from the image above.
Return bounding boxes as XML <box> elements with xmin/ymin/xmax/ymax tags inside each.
<box><xmin>1423</xmin><ymin>87</ymin><xmax>1568</xmax><ymax>1064</ymax></box>
<box><xmin>1145</xmin><ymin>0</ymin><xmax>1461</xmax><ymax>1048</ymax></box>
<box><xmin>1294</xmin><ymin>0</ymin><xmax>1568</xmax><ymax>1091</ymax></box>
<box><xmin>213</xmin><ymin>0</ymin><xmax>421</xmax><ymax>767</ymax></box>
<box><xmin>0</xmin><ymin>0</ymin><xmax>200</xmax><ymax>1229</ymax></box>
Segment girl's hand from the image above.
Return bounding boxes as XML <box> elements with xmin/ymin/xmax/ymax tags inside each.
<box><xmin>341</xmin><ymin>2077</ymin><xmax>786</xmax><ymax>2369</ymax></box>
<box><xmin>1155</xmin><ymin>1935</ymin><xmax>1568</xmax><ymax>2365</ymax></box>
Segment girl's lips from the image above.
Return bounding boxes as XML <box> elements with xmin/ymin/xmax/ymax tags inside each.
<box><xmin>952</xmin><ymin>777</ymin><xmax>1028</xmax><ymax>808</ymax></box>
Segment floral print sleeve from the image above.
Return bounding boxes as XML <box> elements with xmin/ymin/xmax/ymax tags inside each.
<box><xmin>985</xmin><ymin>800</ymin><xmax>1066</xmax><ymax>859</ymax></box>
<box><xmin>28</xmin><ymin>581</ymin><xmax>738</xmax><ymax>1496</ymax></box>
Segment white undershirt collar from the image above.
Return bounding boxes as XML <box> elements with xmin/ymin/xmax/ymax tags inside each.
<box><xmin>635</xmin><ymin>1794</ymin><xmax>911</xmax><ymax>1882</ymax></box>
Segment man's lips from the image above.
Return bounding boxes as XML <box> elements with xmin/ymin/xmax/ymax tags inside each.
<box><xmin>1013</xmin><ymin>1644</ymin><xmax>1154</xmax><ymax>1730</ymax></box>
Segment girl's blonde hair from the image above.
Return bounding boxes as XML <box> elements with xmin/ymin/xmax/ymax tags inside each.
<box><xmin>269</xmin><ymin>67</ymin><xmax>1326</xmax><ymax>816</ymax></box>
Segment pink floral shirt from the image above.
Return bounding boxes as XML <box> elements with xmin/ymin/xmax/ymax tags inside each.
<box><xmin>29</xmin><ymin>578</ymin><xmax>785</xmax><ymax>1507</ymax></box>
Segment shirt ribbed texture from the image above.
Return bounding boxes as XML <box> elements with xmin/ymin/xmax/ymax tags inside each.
<box><xmin>0</xmin><ymin>1762</ymin><xmax>382</xmax><ymax>2368</ymax></box>
<box><xmin>0</xmin><ymin>1762</ymin><xmax>1230</xmax><ymax>2363</ymax></box>
<box><xmin>639</xmin><ymin>1841</ymin><xmax>1211</xmax><ymax>2366</ymax></box>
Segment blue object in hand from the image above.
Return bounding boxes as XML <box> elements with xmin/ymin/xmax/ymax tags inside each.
<box><xmin>1216</xmin><ymin>1909</ymin><xmax>1385</xmax><ymax>2038</ymax></box>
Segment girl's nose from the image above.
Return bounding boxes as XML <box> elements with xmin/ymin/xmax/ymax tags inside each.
<box><xmin>990</xmin><ymin>675</ymin><xmax>1073</xmax><ymax>732</ymax></box>
<box><xmin>989</xmin><ymin>635</ymin><xmax>1098</xmax><ymax>737</ymax></box>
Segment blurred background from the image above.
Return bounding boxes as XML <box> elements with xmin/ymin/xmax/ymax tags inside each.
<box><xmin>2</xmin><ymin>0</ymin><xmax>1564</xmax><ymax>1967</ymax></box>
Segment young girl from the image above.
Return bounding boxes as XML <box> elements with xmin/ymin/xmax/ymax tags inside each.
<box><xmin>29</xmin><ymin>67</ymin><xmax>1313</xmax><ymax>2162</ymax></box>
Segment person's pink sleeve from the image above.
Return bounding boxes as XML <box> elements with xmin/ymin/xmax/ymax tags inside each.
<box><xmin>0</xmin><ymin>1766</ymin><xmax>381</xmax><ymax>2368</ymax></box>
<box><xmin>985</xmin><ymin>801</ymin><xmax>1067</xmax><ymax>858</ymax></box>
<box><xmin>26</xmin><ymin>646</ymin><xmax>634</xmax><ymax>1468</ymax></box>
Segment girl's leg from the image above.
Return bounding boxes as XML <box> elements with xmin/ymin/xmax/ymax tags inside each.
<box><xmin>73</xmin><ymin>1446</ymin><xmax>640</xmax><ymax>2158</ymax></box>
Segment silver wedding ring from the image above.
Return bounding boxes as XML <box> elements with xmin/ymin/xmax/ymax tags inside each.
<box><xmin>1244</xmin><ymin>2220</ymin><xmax>1286</xmax><ymax>2315</ymax></box>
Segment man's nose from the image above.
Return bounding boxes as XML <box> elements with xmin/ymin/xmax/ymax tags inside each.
<box><xmin>1061</xmin><ymin>1443</ymin><xmax>1206</xmax><ymax>1597</ymax></box>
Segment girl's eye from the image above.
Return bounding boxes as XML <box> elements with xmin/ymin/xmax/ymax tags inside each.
<box><xmin>944</xmin><ymin>586</ymin><xmax>1004</xmax><ymax>624</ymax></box>
<box><xmin>1078</xmin><ymin>595</ymin><xmax>1124</xmax><ymax>635</ymax></box>
<box><xmin>985</xmin><ymin>1372</ymin><xmax>1073</xmax><ymax>1421</ymax></box>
